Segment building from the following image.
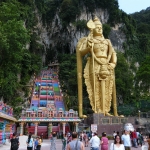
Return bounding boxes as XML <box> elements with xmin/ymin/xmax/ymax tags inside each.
<box><xmin>0</xmin><ymin>101</ymin><xmax>17</xmax><ymax>144</ymax></box>
<box><xmin>18</xmin><ymin>63</ymin><xmax>81</xmax><ymax>138</ymax></box>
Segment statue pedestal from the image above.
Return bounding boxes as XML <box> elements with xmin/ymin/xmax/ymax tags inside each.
<box><xmin>93</xmin><ymin>113</ymin><xmax>128</xmax><ymax>124</ymax></box>
<box><xmin>84</xmin><ymin>113</ymin><xmax>130</xmax><ymax>136</ymax></box>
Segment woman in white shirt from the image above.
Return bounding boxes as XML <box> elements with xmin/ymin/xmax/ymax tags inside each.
<box><xmin>26</xmin><ymin>134</ymin><xmax>33</xmax><ymax>150</ymax></box>
<box><xmin>110</xmin><ymin>135</ymin><xmax>125</xmax><ymax>150</ymax></box>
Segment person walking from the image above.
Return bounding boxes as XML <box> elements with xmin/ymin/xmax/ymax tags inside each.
<box><xmin>136</xmin><ymin>131</ymin><xmax>140</xmax><ymax>145</ymax></box>
<box><xmin>131</xmin><ymin>130</ymin><xmax>138</xmax><ymax>148</ymax></box>
<box><xmin>121</xmin><ymin>130</ymin><xmax>131</xmax><ymax>150</ymax></box>
<box><xmin>62</xmin><ymin>135</ymin><xmax>67</xmax><ymax>150</ymax></box>
<box><xmin>101</xmin><ymin>132</ymin><xmax>109</xmax><ymax>150</ymax></box>
<box><xmin>89</xmin><ymin>132</ymin><xmax>100</xmax><ymax>150</ymax></box>
<box><xmin>146</xmin><ymin>134</ymin><xmax>150</xmax><ymax>150</ymax></box>
<box><xmin>110</xmin><ymin>135</ymin><xmax>125</xmax><ymax>150</ymax></box>
<box><xmin>34</xmin><ymin>137</ymin><xmax>39</xmax><ymax>150</ymax></box>
<box><xmin>41</xmin><ymin>133</ymin><xmax>44</xmax><ymax>142</ymax></box>
<box><xmin>37</xmin><ymin>136</ymin><xmax>42</xmax><ymax>150</ymax></box>
<box><xmin>83</xmin><ymin>132</ymin><xmax>88</xmax><ymax>147</ymax></box>
<box><xmin>138</xmin><ymin>132</ymin><xmax>144</xmax><ymax>146</ymax></box>
<box><xmin>10</xmin><ymin>133</ymin><xmax>20</xmax><ymax>150</ymax></box>
<box><xmin>26</xmin><ymin>134</ymin><xmax>33</xmax><ymax>150</ymax></box>
<box><xmin>50</xmin><ymin>132</ymin><xmax>56</xmax><ymax>150</ymax></box>
<box><xmin>66</xmin><ymin>132</ymin><xmax>84</xmax><ymax>150</ymax></box>
<box><xmin>113</xmin><ymin>131</ymin><xmax>117</xmax><ymax>139</ymax></box>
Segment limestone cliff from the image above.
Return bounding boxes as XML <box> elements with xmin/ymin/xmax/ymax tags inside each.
<box><xmin>33</xmin><ymin>7</ymin><xmax>126</xmax><ymax>63</ymax></box>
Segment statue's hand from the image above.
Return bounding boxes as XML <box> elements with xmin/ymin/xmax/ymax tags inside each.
<box><xmin>108</xmin><ymin>63</ymin><xmax>116</xmax><ymax>69</ymax></box>
<box><xmin>87</xmin><ymin>37</ymin><xmax>93</xmax><ymax>48</ymax></box>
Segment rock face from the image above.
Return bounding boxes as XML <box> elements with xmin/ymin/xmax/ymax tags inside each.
<box><xmin>109</xmin><ymin>24</ymin><xmax>126</xmax><ymax>52</ymax></box>
<box><xmin>34</xmin><ymin>8</ymin><xmax>126</xmax><ymax>63</ymax></box>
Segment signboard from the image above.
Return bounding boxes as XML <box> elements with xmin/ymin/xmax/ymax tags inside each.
<box><xmin>91</xmin><ymin>124</ymin><xmax>97</xmax><ymax>132</ymax></box>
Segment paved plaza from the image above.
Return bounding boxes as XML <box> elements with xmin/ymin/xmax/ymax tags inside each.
<box><xmin>0</xmin><ymin>135</ymin><xmax>148</xmax><ymax>150</ymax></box>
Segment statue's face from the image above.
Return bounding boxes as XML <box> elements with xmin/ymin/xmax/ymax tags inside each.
<box><xmin>93</xmin><ymin>25</ymin><xmax>103</xmax><ymax>36</ymax></box>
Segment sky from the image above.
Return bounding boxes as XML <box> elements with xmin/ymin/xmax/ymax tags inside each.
<box><xmin>118</xmin><ymin>0</ymin><xmax>150</xmax><ymax>14</ymax></box>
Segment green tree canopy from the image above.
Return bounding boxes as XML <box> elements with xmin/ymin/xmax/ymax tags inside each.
<box><xmin>115</xmin><ymin>52</ymin><xmax>134</xmax><ymax>103</ymax></box>
<box><xmin>0</xmin><ymin>0</ymin><xmax>42</xmax><ymax>117</ymax></box>
<box><xmin>136</xmin><ymin>56</ymin><xmax>150</xmax><ymax>92</ymax></box>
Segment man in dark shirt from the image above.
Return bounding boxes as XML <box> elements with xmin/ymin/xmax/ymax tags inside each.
<box><xmin>10</xmin><ymin>133</ymin><xmax>20</xmax><ymax>150</ymax></box>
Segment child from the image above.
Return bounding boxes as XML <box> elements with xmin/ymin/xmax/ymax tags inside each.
<box><xmin>34</xmin><ymin>137</ymin><xmax>39</xmax><ymax>150</ymax></box>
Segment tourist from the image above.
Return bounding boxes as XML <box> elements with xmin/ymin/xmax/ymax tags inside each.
<box><xmin>62</xmin><ymin>134</ymin><xmax>67</xmax><ymax>150</ymax></box>
<box><xmin>50</xmin><ymin>132</ymin><xmax>56</xmax><ymax>150</ymax></box>
<box><xmin>10</xmin><ymin>133</ymin><xmax>20</xmax><ymax>150</ymax></box>
<box><xmin>79</xmin><ymin>132</ymin><xmax>82</xmax><ymax>141</ymax></box>
<box><xmin>81</xmin><ymin>132</ymin><xmax>84</xmax><ymax>142</ymax></box>
<box><xmin>9</xmin><ymin>134</ymin><xmax>13</xmax><ymax>142</ymax></box>
<box><xmin>136</xmin><ymin>130</ymin><xmax>140</xmax><ymax>145</ymax></box>
<box><xmin>34</xmin><ymin>137</ymin><xmax>39</xmax><ymax>150</ymax></box>
<box><xmin>26</xmin><ymin>134</ymin><xmax>33</xmax><ymax>150</ymax></box>
<box><xmin>101</xmin><ymin>132</ymin><xmax>109</xmax><ymax>150</ymax></box>
<box><xmin>66</xmin><ymin>132</ymin><xmax>84</xmax><ymax>150</ymax></box>
<box><xmin>37</xmin><ymin>136</ymin><xmax>42</xmax><ymax>150</ymax></box>
<box><xmin>83</xmin><ymin>132</ymin><xmax>88</xmax><ymax>147</ymax></box>
<box><xmin>117</xmin><ymin>131</ymin><xmax>120</xmax><ymax>136</ymax></box>
<box><xmin>67</xmin><ymin>133</ymin><xmax>72</xmax><ymax>144</ymax></box>
<box><xmin>121</xmin><ymin>130</ymin><xmax>131</xmax><ymax>150</ymax></box>
<box><xmin>41</xmin><ymin>133</ymin><xmax>44</xmax><ymax>142</ymax></box>
<box><xmin>131</xmin><ymin>130</ymin><xmax>138</xmax><ymax>148</ymax></box>
<box><xmin>146</xmin><ymin>134</ymin><xmax>150</xmax><ymax>150</ymax></box>
<box><xmin>89</xmin><ymin>132</ymin><xmax>100</xmax><ymax>150</ymax></box>
<box><xmin>138</xmin><ymin>132</ymin><xmax>144</xmax><ymax>146</ymax></box>
<box><xmin>110</xmin><ymin>135</ymin><xmax>125</xmax><ymax>150</ymax></box>
<box><xmin>113</xmin><ymin>131</ymin><xmax>117</xmax><ymax>139</ymax></box>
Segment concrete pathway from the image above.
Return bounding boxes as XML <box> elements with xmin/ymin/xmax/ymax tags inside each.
<box><xmin>0</xmin><ymin>136</ymin><xmax>148</xmax><ymax>150</ymax></box>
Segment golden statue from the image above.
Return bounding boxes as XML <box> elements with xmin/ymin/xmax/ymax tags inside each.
<box><xmin>76</xmin><ymin>16</ymin><xmax>118</xmax><ymax>118</ymax></box>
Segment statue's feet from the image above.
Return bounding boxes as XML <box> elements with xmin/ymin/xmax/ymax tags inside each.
<box><xmin>79</xmin><ymin>115</ymin><xmax>87</xmax><ymax>118</ymax></box>
<box><xmin>114</xmin><ymin>112</ymin><xmax>124</xmax><ymax>117</ymax></box>
<box><xmin>105</xmin><ymin>113</ymin><xmax>113</xmax><ymax>117</ymax></box>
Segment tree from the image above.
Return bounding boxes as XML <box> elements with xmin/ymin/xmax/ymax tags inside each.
<box><xmin>115</xmin><ymin>52</ymin><xmax>134</xmax><ymax>104</ymax></box>
<box><xmin>0</xmin><ymin>1</ymin><xmax>30</xmax><ymax>101</ymax></box>
<box><xmin>136</xmin><ymin>56</ymin><xmax>150</xmax><ymax>93</ymax></box>
<box><xmin>58</xmin><ymin>53</ymin><xmax>92</xmax><ymax>114</ymax></box>
<box><xmin>0</xmin><ymin>0</ymin><xmax>42</xmax><ymax>116</ymax></box>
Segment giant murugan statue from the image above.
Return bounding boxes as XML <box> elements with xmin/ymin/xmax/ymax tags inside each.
<box><xmin>76</xmin><ymin>16</ymin><xmax>118</xmax><ymax>118</ymax></box>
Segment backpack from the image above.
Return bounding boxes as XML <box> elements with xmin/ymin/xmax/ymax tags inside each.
<box><xmin>11</xmin><ymin>138</ymin><xmax>18</xmax><ymax>150</ymax></box>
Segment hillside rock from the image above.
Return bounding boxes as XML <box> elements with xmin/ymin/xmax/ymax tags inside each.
<box><xmin>33</xmin><ymin>8</ymin><xmax>126</xmax><ymax>63</ymax></box>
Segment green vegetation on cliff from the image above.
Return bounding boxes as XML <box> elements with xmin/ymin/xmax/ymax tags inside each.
<box><xmin>0</xmin><ymin>0</ymin><xmax>42</xmax><ymax>117</ymax></box>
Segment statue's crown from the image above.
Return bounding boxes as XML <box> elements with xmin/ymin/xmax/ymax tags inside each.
<box><xmin>93</xmin><ymin>16</ymin><xmax>102</xmax><ymax>26</ymax></box>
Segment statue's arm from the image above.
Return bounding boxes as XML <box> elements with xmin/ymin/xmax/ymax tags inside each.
<box><xmin>111</xmin><ymin>50</ymin><xmax>117</xmax><ymax>64</ymax></box>
<box><xmin>107</xmin><ymin>39</ymin><xmax>113</xmax><ymax>63</ymax></box>
<box><xmin>107</xmin><ymin>40</ymin><xmax>117</xmax><ymax>69</ymax></box>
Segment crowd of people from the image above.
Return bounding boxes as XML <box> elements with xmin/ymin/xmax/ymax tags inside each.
<box><xmin>9</xmin><ymin>130</ymin><xmax>150</xmax><ymax>150</ymax></box>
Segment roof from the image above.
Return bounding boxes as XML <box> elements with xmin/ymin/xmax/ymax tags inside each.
<box><xmin>18</xmin><ymin>118</ymin><xmax>81</xmax><ymax>122</ymax></box>
<box><xmin>0</xmin><ymin>112</ymin><xmax>17</xmax><ymax>122</ymax></box>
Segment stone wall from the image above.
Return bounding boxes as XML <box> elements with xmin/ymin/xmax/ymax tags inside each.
<box><xmin>84</xmin><ymin>113</ymin><xmax>139</xmax><ymax>136</ymax></box>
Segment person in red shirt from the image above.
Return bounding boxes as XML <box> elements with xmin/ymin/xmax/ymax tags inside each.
<box><xmin>131</xmin><ymin>130</ymin><xmax>138</xmax><ymax>148</ymax></box>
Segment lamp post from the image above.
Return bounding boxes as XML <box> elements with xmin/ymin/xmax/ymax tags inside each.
<box><xmin>138</xmin><ymin>110</ymin><xmax>141</xmax><ymax>120</ymax></box>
